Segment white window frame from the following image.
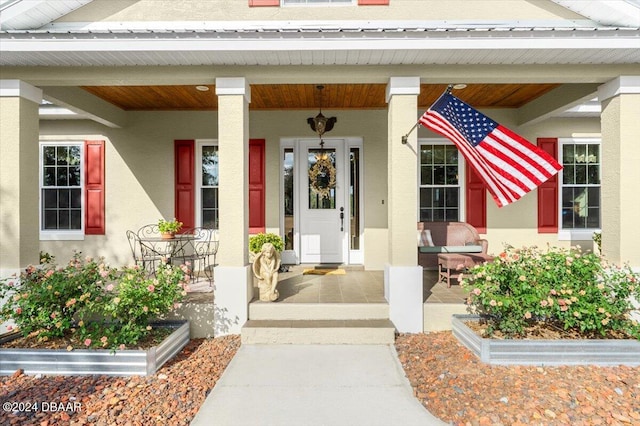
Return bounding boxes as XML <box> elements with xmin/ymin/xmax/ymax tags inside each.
<box><xmin>417</xmin><ymin>138</ymin><xmax>466</xmax><ymax>223</ymax></box>
<box><xmin>280</xmin><ymin>139</ymin><xmax>299</xmax><ymax>263</ymax></box>
<box><xmin>346</xmin><ymin>138</ymin><xmax>364</xmax><ymax>265</ymax></box>
<box><xmin>195</xmin><ymin>139</ymin><xmax>219</xmax><ymax>229</ymax></box>
<box><xmin>39</xmin><ymin>141</ymin><xmax>85</xmax><ymax>241</ymax></box>
<box><xmin>557</xmin><ymin>137</ymin><xmax>602</xmax><ymax>241</ymax></box>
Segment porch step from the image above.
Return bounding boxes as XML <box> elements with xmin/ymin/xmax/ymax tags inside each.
<box><xmin>249</xmin><ymin>302</ymin><xmax>389</xmax><ymax>321</ymax></box>
<box><xmin>241</xmin><ymin>319</ymin><xmax>396</xmax><ymax>344</ymax></box>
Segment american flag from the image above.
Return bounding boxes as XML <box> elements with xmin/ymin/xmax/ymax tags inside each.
<box><xmin>419</xmin><ymin>92</ymin><xmax>562</xmax><ymax>207</ymax></box>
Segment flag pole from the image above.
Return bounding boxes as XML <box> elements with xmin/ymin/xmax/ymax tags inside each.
<box><xmin>401</xmin><ymin>122</ymin><xmax>420</xmax><ymax>144</ymax></box>
<box><xmin>401</xmin><ymin>84</ymin><xmax>453</xmax><ymax>144</ymax></box>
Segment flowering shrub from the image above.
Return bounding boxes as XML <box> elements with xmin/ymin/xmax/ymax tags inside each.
<box><xmin>0</xmin><ymin>253</ymin><xmax>187</xmax><ymax>350</ymax></box>
<box><xmin>92</xmin><ymin>262</ymin><xmax>188</xmax><ymax>347</ymax></box>
<box><xmin>462</xmin><ymin>245</ymin><xmax>640</xmax><ymax>339</ymax></box>
<box><xmin>0</xmin><ymin>253</ymin><xmax>115</xmax><ymax>340</ymax></box>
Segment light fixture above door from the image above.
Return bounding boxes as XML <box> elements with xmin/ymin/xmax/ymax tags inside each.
<box><xmin>307</xmin><ymin>85</ymin><xmax>337</xmax><ymax>141</ymax></box>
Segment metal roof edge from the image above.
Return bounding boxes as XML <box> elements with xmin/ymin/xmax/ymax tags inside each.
<box><xmin>36</xmin><ymin>19</ymin><xmax>614</xmax><ymax>32</ymax></box>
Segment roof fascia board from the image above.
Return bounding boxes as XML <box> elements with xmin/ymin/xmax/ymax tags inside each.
<box><xmin>2</xmin><ymin>31</ymin><xmax>638</xmax><ymax>53</ymax></box>
<box><xmin>38</xmin><ymin>19</ymin><xmax>609</xmax><ymax>31</ymax></box>
<box><xmin>4</xmin><ymin>64</ymin><xmax>638</xmax><ymax>86</ymax></box>
<box><xmin>43</xmin><ymin>86</ymin><xmax>127</xmax><ymax>128</ymax></box>
<box><xmin>517</xmin><ymin>83</ymin><xmax>600</xmax><ymax>126</ymax></box>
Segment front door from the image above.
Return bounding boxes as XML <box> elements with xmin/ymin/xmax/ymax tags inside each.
<box><xmin>299</xmin><ymin>139</ymin><xmax>345</xmax><ymax>263</ymax></box>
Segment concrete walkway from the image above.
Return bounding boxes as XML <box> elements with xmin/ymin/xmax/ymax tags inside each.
<box><xmin>190</xmin><ymin>344</ymin><xmax>447</xmax><ymax>426</ymax></box>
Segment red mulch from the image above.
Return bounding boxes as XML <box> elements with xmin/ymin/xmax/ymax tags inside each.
<box><xmin>0</xmin><ymin>335</ymin><xmax>240</xmax><ymax>426</ymax></box>
<box><xmin>395</xmin><ymin>332</ymin><xmax>640</xmax><ymax>426</ymax></box>
<box><xmin>3</xmin><ymin>332</ymin><xmax>640</xmax><ymax>425</ymax></box>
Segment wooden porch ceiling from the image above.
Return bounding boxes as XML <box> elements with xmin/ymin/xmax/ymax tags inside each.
<box><xmin>81</xmin><ymin>83</ymin><xmax>559</xmax><ymax>111</ymax></box>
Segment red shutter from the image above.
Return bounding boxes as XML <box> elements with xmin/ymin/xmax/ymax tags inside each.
<box><xmin>465</xmin><ymin>163</ymin><xmax>487</xmax><ymax>233</ymax></box>
<box><xmin>358</xmin><ymin>0</ymin><xmax>389</xmax><ymax>4</ymax></box>
<box><xmin>84</xmin><ymin>140</ymin><xmax>105</xmax><ymax>235</ymax></box>
<box><xmin>175</xmin><ymin>140</ymin><xmax>195</xmax><ymax>231</ymax></box>
<box><xmin>537</xmin><ymin>138</ymin><xmax>559</xmax><ymax>233</ymax></box>
<box><xmin>249</xmin><ymin>139</ymin><xmax>266</xmax><ymax>233</ymax></box>
<box><xmin>248</xmin><ymin>0</ymin><xmax>279</xmax><ymax>6</ymax></box>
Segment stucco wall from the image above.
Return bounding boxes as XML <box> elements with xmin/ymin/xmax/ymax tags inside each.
<box><xmin>0</xmin><ymin>97</ymin><xmax>40</xmax><ymax>272</ymax></box>
<box><xmin>57</xmin><ymin>0</ymin><xmax>584</xmax><ymax>24</ymax></box>
<box><xmin>38</xmin><ymin>108</ymin><xmax>389</xmax><ymax>267</ymax></box>
<box><xmin>39</xmin><ymin>112</ymin><xmax>219</xmax><ymax>266</ymax></box>
<box><xmin>38</xmin><ymin>107</ymin><xmax>601</xmax><ymax>270</ymax></box>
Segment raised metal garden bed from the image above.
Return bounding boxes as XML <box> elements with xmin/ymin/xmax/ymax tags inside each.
<box><xmin>0</xmin><ymin>320</ymin><xmax>189</xmax><ymax>376</ymax></box>
<box><xmin>452</xmin><ymin>314</ymin><xmax>640</xmax><ymax>366</ymax></box>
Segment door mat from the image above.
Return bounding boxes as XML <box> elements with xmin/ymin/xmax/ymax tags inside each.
<box><xmin>302</xmin><ymin>268</ymin><xmax>346</xmax><ymax>276</ymax></box>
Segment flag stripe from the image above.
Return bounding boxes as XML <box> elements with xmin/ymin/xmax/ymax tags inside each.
<box><xmin>495</xmin><ymin>127</ymin><xmax>562</xmax><ymax>175</ymax></box>
<box><xmin>420</xmin><ymin>112</ymin><xmax>515</xmax><ymax>206</ymax></box>
<box><xmin>481</xmin><ymin>133</ymin><xmax>547</xmax><ymax>185</ymax></box>
<box><xmin>421</xmin><ymin>112</ymin><xmax>516</xmax><ymax>206</ymax></box>
<box><xmin>475</xmin><ymin>143</ymin><xmax>534</xmax><ymax>192</ymax></box>
<box><xmin>419</xmin><ymin>92</ymin><xmax>562</xmax><ymax>208</ymax></box>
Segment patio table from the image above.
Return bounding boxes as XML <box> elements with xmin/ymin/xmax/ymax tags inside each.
<box><xmin>138</xmin><ymin>234</ymin><xmax>195</xmax><ymax>268</ymax></box>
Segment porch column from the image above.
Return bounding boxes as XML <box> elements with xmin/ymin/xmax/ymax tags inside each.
<box><xmin>0</xmin><ymin>80</ymin><xmax>41</xmax><ymax>278</ymax></box>
<box><xmin>214</xmin><ymin>77</ymin><xmax>253</xmax><ymax>336</ymax></box>
<box><xmin>384</xmin><ymin>77</ymin><xmax>423</xmax><ymax>333</ymax></box>
<box><xmin>597</xmin><ymin>76</ymin><xmax>640</xmax><ymax>270</ymax></box>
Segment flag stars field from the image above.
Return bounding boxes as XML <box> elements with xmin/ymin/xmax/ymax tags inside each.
<box><xmin>419</xmin><ymin>91</ymin><xmax>562</xmax><ymax>207</ymax></box>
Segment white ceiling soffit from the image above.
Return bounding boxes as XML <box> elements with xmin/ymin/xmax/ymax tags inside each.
<box><xmin>0</xmin><ymin>0</ymin><xmax>94</xmax><ymax>31</ymax></box>
<box><xmin>1</xmin><ymin>22</ymin><xmax>639</xmax><ymax>67</ymax></box>
<box><xmin>552</xmin><ymin>0</ymin><xmax>640</xmax><ymax>28</ymax></box>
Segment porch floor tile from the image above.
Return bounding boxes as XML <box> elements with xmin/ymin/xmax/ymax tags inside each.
<box><xmin>183</xmin><ymin>266</ymin><xmax>469</xmax><ymax>304</ymax></box>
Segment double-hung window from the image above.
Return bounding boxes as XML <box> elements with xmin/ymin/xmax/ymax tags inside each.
<box><xmin>559</xmin><ymin>138</ymin><xmax>601</xmax><ymax>239</ymax></box>
<box><xmin>418</xmin><ymin>141</ymin><xmax>462</xmax><ymax>222</ymax></box>
<box><xmin>39</xmin><ymin>140</ymin><xmax>105</xmax><ymax>240</ymax></box>
<box><xmin>40</xmin><ymin>143</ymin><xmax>83</xmax><ymax>239</ymax></box>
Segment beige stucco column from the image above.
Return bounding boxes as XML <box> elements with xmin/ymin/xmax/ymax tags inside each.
<box><xmin>598</xmin><ymin>76</ymin><xmax>640</xmax><ymax>270</ymax></box>
<box><xmin>213</xmin><ymin>77</ymin><xmax>253</xmax><ymax>336</ymax></box>
<box><xmin>384</xmin><ymin>77</ymin><xmax>423</xmax><ymax>333</ymax></box>
<box><xmin>0</xmin><ymin>80</ymin><xmax>42</xmax><ymax>277</ymax></box>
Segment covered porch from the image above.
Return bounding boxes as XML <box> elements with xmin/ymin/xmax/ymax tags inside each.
<box><xmin>1</xmin><ymin>7</ymin><xmax>639</xmax><ymax>337</ymax></box>
<box><xmin>180</xmin><ymin>266</ymin><xmax>468</xmax><ymax>338</ymax></box>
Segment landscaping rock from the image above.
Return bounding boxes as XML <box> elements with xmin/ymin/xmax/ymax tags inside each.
<box><xmin>0</xmin><ymin>336</ymin><xmax>240</xmax><ymax>425</ymax></box>
<box><xmin>396</xmin><ymin>332</ymin><xmax>640</xmax><ymax>425</ymax></box>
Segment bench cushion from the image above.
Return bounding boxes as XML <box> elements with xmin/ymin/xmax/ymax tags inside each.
<box><xmin>419</xmin><ymin>245</ymin><xmax>483</xmax><ymax>254</ymax></box>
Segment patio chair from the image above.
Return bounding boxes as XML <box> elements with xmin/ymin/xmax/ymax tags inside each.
<box><xmin>126</xmin><ymin>230</ymin><xmax>163</xmax><ymax>276</ymax></box>
<box><xmin>179</xmin><ymin>227</ymin><xmax>219</xmax><ymax>282</ymax></box>
<box><xmin>137</xmin><ymin>223</ymin><xmax>161</xmax><ymax>239</ymax></box>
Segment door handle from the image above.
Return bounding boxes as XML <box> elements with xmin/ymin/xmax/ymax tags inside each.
<box><xmin>339</xmin><ymin>207</ymin><xmax>344</xmax><ymax>232</ymax></box>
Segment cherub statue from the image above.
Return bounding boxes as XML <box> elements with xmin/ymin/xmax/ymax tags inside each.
<box><xmin>252</xmin><ymin>242</ymin><xmax>281</xmax><ymax>302</ymax></box>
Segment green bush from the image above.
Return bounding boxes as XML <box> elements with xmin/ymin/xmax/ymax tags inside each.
<box><xmin>462</xmin><ymin>245</ymin><xmax>640</xmax><ymax>339</ymax></box>
<box><xmin>249</xmin><ymin>233</ymin><xmax>284</xmax><ymax>253</ymax></box>
<box><xmin>0</xmin><ymin>253</ymin><xmax>116</xmax><ymax>340</ymax></box>
<box><xmin>0</xmin><ymin>253</ymin><xmax>187</xmax><ymax>350</ymax></box>
<box><xmin>88</xmin><ymin>262</ymin><xmax>187</xmax><ymax>348</ymax></box>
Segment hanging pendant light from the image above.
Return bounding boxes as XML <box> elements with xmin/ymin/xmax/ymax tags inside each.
<box><xmin>307</xmin><ymin>85</ymin><xmax>337</xmax><ymax>199</ymax></box>
<box><xmin>307</xmin><ymin>85</ymin><xmax>337</xmax><ymax>139</ymax></box>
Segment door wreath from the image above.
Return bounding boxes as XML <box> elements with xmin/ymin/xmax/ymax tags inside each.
<box><xmin>308</xmin><ymin>156</ymin><xmax>336</xmax><ymax>199</ymax></box>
